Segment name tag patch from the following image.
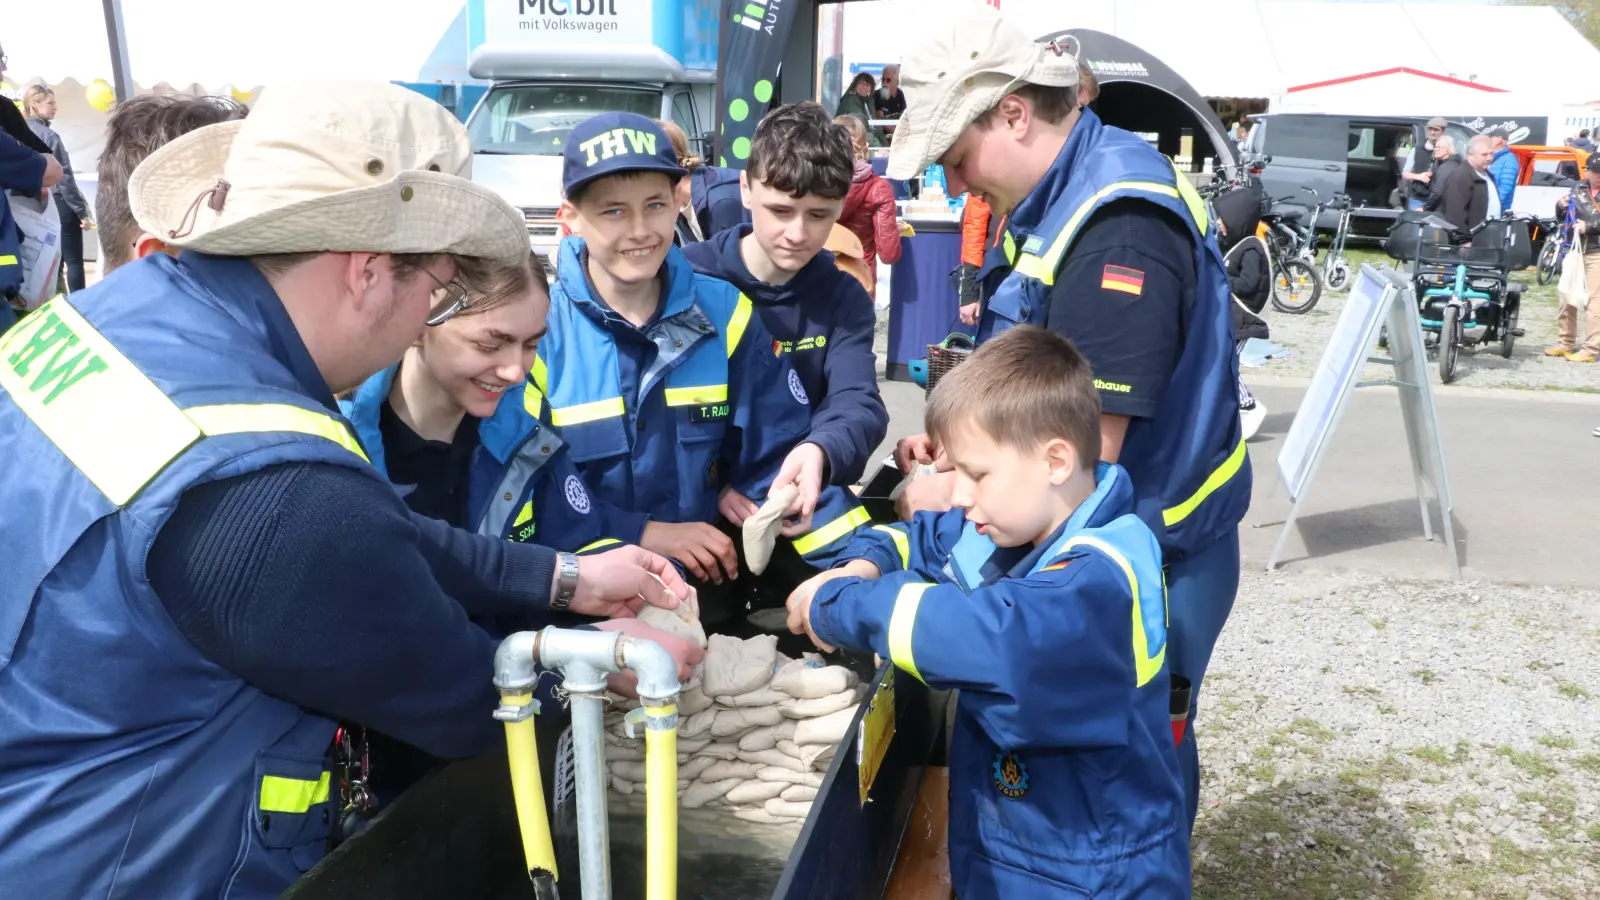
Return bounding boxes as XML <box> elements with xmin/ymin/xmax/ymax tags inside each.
<box><xmin>689</xmin><ymin>402</ymin><xmax>730</xmax><ymax>424</ymax></box>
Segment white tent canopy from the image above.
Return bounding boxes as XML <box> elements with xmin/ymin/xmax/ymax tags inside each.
<box><xmin>845</xmin><ymin>0</ymin><xmax>1600</xmax><ymax>104</ymax></box>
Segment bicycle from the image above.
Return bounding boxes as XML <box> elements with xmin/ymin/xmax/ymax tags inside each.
<box><xmin>1320</xmin><ymin>192</ymin><xmax>1357</xmax><ymax>292</ymax></box>
<box><xmin>1411</xmin><ymin>213</ymin><xmax>1527</xmax><ymax>383</ymax></box>
<box><xmin>1262</xmin><ymin>188</ymin><xmax>1323</xmax><ymax>314</ymax></box>
<box><xmin>1535</xmin><ymin>198</ymin><xmax>1577</xmax><ymax>285</ymax></box>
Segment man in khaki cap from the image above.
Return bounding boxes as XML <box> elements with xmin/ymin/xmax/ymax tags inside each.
<box><xmin>0</xmin><ymin>80</ymin><xmax>698</xmax><ymax>898</ymax></box>
<box><xmin>889</xmin><ymin>4</ymin><xmax>1249</xmax><ymax>838</ymax></box>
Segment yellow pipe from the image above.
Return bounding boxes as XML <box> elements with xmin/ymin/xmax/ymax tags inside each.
<box><xmin>644</xmin><ymin>702</ymin><xmax>679</xmax><ymax>900</ymax></box>
<box><xmin>501</xmin><ymin>691</ymin><xmax>559</xmax><ymax>886</ymax></box>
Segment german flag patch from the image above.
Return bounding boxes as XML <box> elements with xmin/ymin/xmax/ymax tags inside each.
<box><xmin>1040</xmin><ymin>558</ymin><xmax>1075</xmax><ymax>573</ymax></box>
<box><xmin>1101</xmin><ymin>265</ymin><xmax>1145</xmax><ymax>295</ymax></box>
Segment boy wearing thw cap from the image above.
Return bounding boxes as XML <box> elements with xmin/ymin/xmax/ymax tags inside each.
<box><xmin>889</xmin><ymin>5</ymin><xmax>1251</xmax><ymax>833</ymax></box>
<box><xmin>536</xmin><ymin>113</ymin><xmax>874</xmax><ymax>612</ymax></box>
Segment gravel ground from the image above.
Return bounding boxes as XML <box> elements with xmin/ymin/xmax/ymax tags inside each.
<box><xmin>1261</xmin><ymin>248</ymin><xmax>1600</xmax><ymax>394</ymax></box>
<box><xmin>1195</xmin><ymin>568</ymin><xmax>1600</xmax><ymax>900</ymax></box>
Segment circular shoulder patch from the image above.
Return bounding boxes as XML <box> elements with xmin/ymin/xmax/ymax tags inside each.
<box><xmin>787</xmin><ymin>369</ymin><xmax>809</xmax><ymax>405</ymax></box>
<box><xmin>563</xmin><ymin>474</ymin><xmax>592</xmax><ymax>515</ymax></box>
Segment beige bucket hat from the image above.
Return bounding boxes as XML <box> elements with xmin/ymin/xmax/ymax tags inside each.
<box><xmin>129</xmin><ymin>80</ymin><xmax>528</xmax><ymax>265</ymax></box>
<box><xmin>886</xmin><ymin>5</ymin><xmax>1079</xmax><ymax>180</ymax></box>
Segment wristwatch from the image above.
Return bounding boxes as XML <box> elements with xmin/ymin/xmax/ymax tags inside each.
<box><xmin>550</xmin><ymin>552</ymin><xmax>580</xmax><ymax>612</ymax></box>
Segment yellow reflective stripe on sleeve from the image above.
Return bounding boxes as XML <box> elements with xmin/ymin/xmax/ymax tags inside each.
<box><xmin>872</xmin><ymin>524</ymin><xmax>910</xmax><ymax>571</ymax></box>
<box><xmin>1061</xmin><ymin>536</ymin><xmax>1164</xmax><ymax>688</ymax></box>
<box><xmin>260</xmin><ymin>771</ymin><xmax>331</xmax><ymax>814</ymax></box>
<box><xmin>1162</xmin><ymin>437</ymin><xmax>1248</xmax><ymax>528</ymax></box>
<box><xmin>577</xmin><ymin>538</ymin><xmax>622</xmax><ymax>554</ymax></box>
<box><xmin>0</xmin><ymin>298</ymin><xmax>200</xmax><ymax>506</ymax></box>
<box><xmin>791</xmin><ymin>505</ymin><xmax>872</xmax><ymax>556</ymax></box>
<box><xmin>551</xmin><ymin>396</ymin><xmax>626</xmax><ymax>427</ymax></box>
<box><xmin>0</xmin><ymin>254</ymin><xmax>18</xmax><ymax>266</ymax></box>
<box><xmin>524</xmin><ymin>386</ymin><xmax>543</xmax><ymax>418</ymax></box>
<box><xmin>185</xmin><ymin>404</ymin><xmax>369</xmax><ymax>463</ymax></box>
<box><xmin>1170</xmin><ymin>162</ymin><xmax>1209</xmax><ymax>237</ymax></box>
<box><xmin>887</xmin><ymin>582</ymin><xmax>933</xmax><ymax>684</ymax></box>
<box><xmin>513</xmin><ymin>500</ymin><xmax>534</xmax><ymax>528</ymax></box>
<box><xmin>663</xmin><ymin>384</ymin><xmax>729</xmax><ymax>406</ymax></box>
<box><xmin>530</xmin><ymin>356</ymin><xmax>548</xmax><ymax>393</ymax></box>
<box><xmin>724</xmin><ymin>295</ymin><xmax>752</xmax><ymax>357</ymax></box>
<box><xmin>1017</xmin><ymin>180</ymin><xmax>1186</xmax><ymax>285</ymax></box>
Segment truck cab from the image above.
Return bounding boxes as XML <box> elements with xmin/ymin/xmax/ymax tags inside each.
<box><xmin>464</xmin><ymin>0</ymin><xmax>720</xmax><ymax>266</ymax></box>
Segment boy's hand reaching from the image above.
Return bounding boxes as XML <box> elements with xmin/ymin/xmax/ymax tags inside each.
<box><xmin>641</xmin><ymin>521</ymin><xmax>739</xmax><ymax>584</ymax></box>
<box><xmin>772</xmin><ymin>442</ymin><xmax>826</xmax><ymax>536</ymax></box>
<box><xmin>717</xmin><ymin>487</ymin><xmax>761</xmax><ymax>527</ymax></box>
<box><xmin>786</xmin><ymin>560</ymin><xmax>881</xmax><ymax>652</ymax></box>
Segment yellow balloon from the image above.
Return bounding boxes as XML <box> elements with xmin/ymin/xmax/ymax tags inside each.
<box><xmin>0</xmin><ymin>80</ymin><xmax>15</xmax><ymax>95</ymax></box>
<box><xmin>86</xmin><ymin>79</ymin><xmax>116</xmax><ymax>112</ymax></box>
<box><xmin>230</xmin><ymin>87</ymin><xmax>253</xmax><ymax>103</ymax></box>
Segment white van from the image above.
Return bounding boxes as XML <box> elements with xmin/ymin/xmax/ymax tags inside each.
<box><xmin>464</xmin><ymin>0</ymin><xmax>720</xmax><ymax>265</ymax></box>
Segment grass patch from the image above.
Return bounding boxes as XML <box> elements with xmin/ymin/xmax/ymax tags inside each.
<box><xmin>1489</xmin><ymin>837</ymin><xmax>1541</xmax><ymax>876</ymax></box>
<box><xmin>1588</xmin><ymin>823</ymin><xmax>1600</xmax><ymax>842</ymax></box>
<box><xmin>1377</xmin><ymin>703</ymin><xmax>1398</xmax><ymax>716</ymax></box>
<box><xmin>1555</xmin><ymin>679</ymin><xmax>1590</xmax><ymax>700</ymax></box>
<box><xmin>1574</xmin><ymin>753</ymin><xmax>1600</xmax><ymax>775</ymax></box>
<box><xmin>1342</xmin><ymin>684</ymin><xmax>1382</xmax><ymax>699</ymax></box>
<box><xmin>1411</xmin><ymin>668</ymin><xmax>1437</xmax><ymax>684</ymax></box>
<box><xmin>1250</xmin><ymin>762</ymin><xmax>1278</xmax><ymax>783</ymax></box>
<box><xmin>1496</xmin><ymin>746</ymin><xmax>1559</xmax><ymax>779</ymax></box>
<box><xmin>1453</xmin><ymin>740</ymin><xmax>1472</xmax><ymax>763</ymax></box>
<box><xmin>1369</xmin><ymin>619</ymin><xmax>1387</xmax><ymax>630</ymax></box>
<box><xmin>1538</xmin><ymin>735</ymin><xmax>1576</xmax><ymax>750</ymax></box>
<box><xmin>1338</xmin><ymin>753</ymin><xmax>1412</xmax><ymax>786</ymax></box>
<box><xmin>1527</xmin><ymin>660</ymin><xmax>1553</xmax><ymax>672</ymax></box>
<box><xmin>1412</xmin><ymin>745</ymin><xmax>1451</xmax><ymax>766</ymax></box>
<box><xmin>1288</xmin><ymin>717</ymin><xmax>1336</xmax><ymax>743</ymax></box>
<box><xmin>1253</xmin><ymin>745</ymin><xmax>1275</xmax><ymax>761</ymax></box>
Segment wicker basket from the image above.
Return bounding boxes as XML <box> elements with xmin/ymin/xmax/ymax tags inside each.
<box><xmin>924</xmin><ymin>333</ymin><xmax>976</xmax><ymax>397</ymax></box>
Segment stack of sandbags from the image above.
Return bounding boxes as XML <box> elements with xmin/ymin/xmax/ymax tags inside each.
<box><xmin>603</xmin><ymin>632</ymin><xmax>865</xmax><ymax>825</ymax></box>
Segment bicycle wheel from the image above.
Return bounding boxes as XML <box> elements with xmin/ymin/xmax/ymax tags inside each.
<box><xmin>1439</xmin><ymin>306</ymin><xmax>1461</xmax><ymax>383</ymax></box>
<box><xmin>1271</xmin><ymin>258</ymin><xmax>1323</xmax><ymax>314</ymax></box>
<box><xmin>1325</xmin><ymin>259</ymin><xmax>1351</xmax><ymax>292</ymax></box>
<box><xmin>1536</xmin><ymin>238</ymin><xmax>1561</xmax><ymax>285</ymax></box>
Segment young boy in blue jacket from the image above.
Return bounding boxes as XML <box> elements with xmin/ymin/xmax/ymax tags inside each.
<box><xmin>538</xmin><ymin>113</ymin><xmax>872</xmax><ymax>600</ymax></box>
<box><xmin>682</xmin><ymin>102</ymin><xmax>888</xmax><ymax>495</ymax></box>
<box><xmin>787</xmin><ymin>326</ymin><xmax>1189</xmax><ymax>899</ymax></box>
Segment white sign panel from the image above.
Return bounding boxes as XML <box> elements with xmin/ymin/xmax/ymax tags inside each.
<box><xmin>482</xmin><ymin>0</ymin><xmax>651</xmax><ymax>46</ymax></box>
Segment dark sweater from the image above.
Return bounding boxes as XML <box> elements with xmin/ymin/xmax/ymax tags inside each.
<box><xmin>682</xmin><ymin>226</ymin><xmax>889</xmax><ymax>485</ymax></box>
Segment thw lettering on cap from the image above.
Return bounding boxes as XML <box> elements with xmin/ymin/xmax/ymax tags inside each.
<box><xmin>579</xmin><ymin>128</ymin><xmax>659</xmax><ymax>166</ymax></box>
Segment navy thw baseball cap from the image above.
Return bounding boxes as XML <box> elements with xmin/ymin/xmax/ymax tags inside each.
<box><xmin>562</xmin><ymin>112</ymin><xmax>687</xmax><ymax>198</ymax></box>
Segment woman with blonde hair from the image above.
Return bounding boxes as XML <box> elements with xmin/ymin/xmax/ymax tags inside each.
<box><xmin>23</xmin><ymin>84</ymin><xmax>91</xmax><ymax>292</ymax></box>
<box><xmin>832</xmin><ymin>114</ymin><xmax>901</xmax><ymax>298</ymax></box>
<box><xmin>656</xmin><ymin>118</ymin><xmax>748</xmax><ymax>242</ymax></box>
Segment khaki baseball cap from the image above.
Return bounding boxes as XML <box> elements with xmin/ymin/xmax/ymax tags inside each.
<box><xmin>885</xmin><ymin>5</ymin><xmax>1079</xmax><ymax>180</ymax></box>
<box><xmin>1427</xmin><ymin>117</ymin><xmax>1448</xmax><ymax>130</ymax></box>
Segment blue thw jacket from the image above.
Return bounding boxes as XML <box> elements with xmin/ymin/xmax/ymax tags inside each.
<box><xmin>341</xmin><ymin>363</ymin><xmax>643</xmax><ymax>553</ymax></box>
<box><xmin>0</xmin><ymin>130</ymin><xmax>47</xmax><ymax>299</ymax></box>
<box><xmin>682</xmin><ymin>225</ymin><xmax>888</xmax><ymax>486</ymax></box>
<box><xmin>537</xmin><ymin>237</ymin><xmax>871</xmax><ymax>567</ymax></box>
<box><xmin>811</xmin><ymin>464</ymin><xmax>1189</xmax><ymax>899</ymax></box>
<box><xmin>1489</xmin><ymin>147</ymin><xmax>1519</xmax><ymax>214</ymax></box>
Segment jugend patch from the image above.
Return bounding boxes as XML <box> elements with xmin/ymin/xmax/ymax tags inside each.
<box><xmin>1101</xmin><ymin>265</ymin><xmax>1145</xmax><ymax>295</ymax></box>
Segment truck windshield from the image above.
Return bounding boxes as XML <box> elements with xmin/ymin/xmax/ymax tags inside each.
<box><xmin>469</xmin><ymin>84</ymin><xmax>662</xmax><ymax>156</ymax></box>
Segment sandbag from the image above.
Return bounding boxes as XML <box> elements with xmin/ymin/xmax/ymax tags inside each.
<box><xmin>733</xmin><ymin>808</ymin><xmax>794</xmax><ymax>825</ymax></box>
<box><xmin>699</xmin><ymin>742</ymin><xmax>742</xmax><ymax>760</ymax></box>
<box><xmin>764</xmin><ymin>798</ymin><xmax>814</xmax><ymax>820</ymax></box>
<box><xmin>771</xmin><ymin>661</ymin><xmax>857</xmax><ymax>700</ymax></box>
<box><xmin>606</xmin><ymin>744</ymin><xmax>645</xmax><ymax>762</ymax></box>
<box><xmin>737</xmin><ymin>720</ymin><xmax>796</xmax><ymax>752</ymax></box>
<box><xmin>636</xmin><ymin>589</ymin><xmax>707</xmax><ymax>649</ymax></box>
<box><xmin>725</xmin><ymin>780</ymin><xmax>788</xmax><ymax>805</ymax></box>
<box><xmin>679</xmin><ymin>685</ymin><xmax>715</xmax><ymax>717</ymax></box>
<box><xmin>743</xmin><ymin>483</ymin><xmax>797</xmax><ymax>575</ymax></box>
<box><xmin>701</xmin><ymin>760</ymin><xmax>763</xmax><ymax>782</ymax></box>
<box><xmin>711</xmin><ymin>705</ymin><xmax>784</xmax><ymax>738</ymax></box>
<box><xmin>778</xmin><ymin>690</ymin><xmax>856</xmax><ymax>719</ymax></box>
<box><xmin>679</xmin><ymin>756</ymin><xmax>717</xmax><ymax>781</ymax></box>
<box><xmin>794</xmin><ymin>705</ymin><xmax>856</xmax><ymax>745</ymax></box>
<box><xmin>703</xmin><ymin>634</ymin><xmax>779</xmax><ymax>697</ymax></box>
<box><xmin>738</xmin><ymin>749</ymin><xmax>806</xmax><ymax>773</ymax></box>
<box><xmin>780</xmin><ymin>785</ymin><xmax>817</xmax><ymax>802</ymax></box>
<box><xmin>611</xmin><ymin>777</ymin><xmax>636</xmax><ymax>795</ymax></box>
<box><xmin>755</xmin><ymin>767</ymin><xmax>824</xmax><ymax>788</ymax></box>
<box><xmin>612</xmin><ymin>761</ymin><xmax>649</xmax><ymax>783</ymax></box>
<box><xmin>683</xmin><ymin>778</ymin><xmax>743</xmax><ymax>809</ymax></box>
<box><xmin>718</xmin><ymin>688</ymin><xmax>789</xmax><ymax>708</ymax></box>
<box><xmin>678</xmin><ymin>708</ymin><xmax>717</xmax><ymax>739</ymax></box>
<box><xmin>676</xmin><ymin>737</ymin><xmax>711</xmax><ymax>755</ymax></box>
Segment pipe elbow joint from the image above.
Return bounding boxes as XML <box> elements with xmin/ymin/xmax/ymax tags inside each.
<box><xmin>493</xmin><ymin>630</ymin><xmax>543</xmax><ymax>695</ymax></box>
<box><xmin>620</xmin><ymin>635</ymin><xmax>681</xmax><ymax>706</ymax></box>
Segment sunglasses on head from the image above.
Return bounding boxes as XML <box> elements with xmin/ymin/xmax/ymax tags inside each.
<box><xmin>423</xmin><ymin>269</ymin><xmax>473</xmax><ymax>326</ymax></box>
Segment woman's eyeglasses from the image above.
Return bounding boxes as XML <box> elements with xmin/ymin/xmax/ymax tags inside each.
<box><xmin>424</xmin><ymin>269</ymin><xmax>473</xmax><ymax>326</ymax></box>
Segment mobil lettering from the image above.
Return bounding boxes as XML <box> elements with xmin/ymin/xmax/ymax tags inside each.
<box><xmin>519</xmin><ymin>0</ymin><xmax>617</xmax><ymax>15</ymax></box>
<box><xmin>5</xmin><ymin>310</ymin><xmax>109</xmax><ymax>406</ymax></box>
<box><xmin>577</xmin><ymin>128</ymin><xmax>658</xmax><ymax>166</ymax></box>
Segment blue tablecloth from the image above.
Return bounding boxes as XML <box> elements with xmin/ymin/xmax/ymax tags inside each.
<box><xmin>886</xmin><ymin>224</ymin><xmax>972</xmax><ymax>382</ymax></box>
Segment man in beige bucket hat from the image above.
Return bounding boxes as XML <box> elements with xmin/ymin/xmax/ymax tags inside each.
<box><xmin>888</xmin><ymin>3</ymin><xmax>1251</xmax><ymax>849</ymax></box>
<box><xmin>0</xmin><ymin>80</ymin><xmax>699</xmax><ymax>898</ymax></box>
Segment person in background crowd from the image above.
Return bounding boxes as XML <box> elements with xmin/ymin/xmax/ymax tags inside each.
<box><xmin>1575</xmin><ymin>128</ymin><xmax>1596</xmax><ymax>152</ymax></box>
<box><xmin>887</xmin><ymin>5</ymin><xmax>1250</xmax><ymax>832</ymax></box>
<box><xmin>1077</xmin><ymin>60</ymin><xmax>1100</xmax><ymax>109</ymax></box>
<box><xmin>873</xmin><ymin>64</ymin><xmax>906</xmax><ymax>120</ymax></box>
<box><xmin>833</xmin><ymin>114</ymin><xmax>902</xmax><ymax>299</ymax></box>
<box><xmin>0</xmin><ymin>43</ymin><xmax>54</xmax><ymax>158</ymax></box>
<box><xmin>1403</xmin><ymin>117</ymin><xmax>1448</xmax><ymax>211</ymax></box>
<box><xmin>1214</xmin><ymin>186</ymin><xmax>1271</xmax><ymax>440</ymax></box>
<box><xmin>0</xmin><ymin>81</ymin><xmax>694</xmax><ymax>899</ymax></box>
<box><xmin>1486</xmin><ymin>126</ymin><xmax>1518</xmax><ymax>215</ymax></box>
<box><xmin>1548</xmin><ymin>153</ymin><xmax>1600</xmax><ymax>364</ymax></box>
<box><xmin>683</xmin><ymin>103</ymin><xmax>889</xmax><ymax>491</ymax></box>
<box><xmin>95</xmin><ymin>94</ymin><xmax>249</xmax><ymax>275</ymax></box>
<box><xmin>955</xmin><ymin>192</ymin><xmax>1013</xmax><ymax>327</ymax></box>
<box><xmin>835</xmin><ymin>72</ymin><xmax>885</xmax><ymax>147</ymax></box>
<box><xmin>657</xmin><ymin>118</ymin><xmax>708</xmax><ymax>244</ymax></box>
<box><xmin>1234</xmin><ymin>120</ymin><xmax>1249</xmax><ymax>152</ymax></box>
<box><xmin>1428</xmin><ymin>135</ymin><xmax>1490</xmax><ymax>237</ymax></box>
<box><xmin>0</xmin><ymin>131</ymin><xmax>61</xmax><ymax>328</ymax></box>
<box><xmin>23</xmin><ymin>86</ymin><xmax>91</xmax><ymax>293</ymax></box>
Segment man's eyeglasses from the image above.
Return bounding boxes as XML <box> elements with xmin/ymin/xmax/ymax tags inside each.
<box><xmin>424</xmin><ymin>269</ymin><xmax>472</xmax><ymax>326</ymax></box>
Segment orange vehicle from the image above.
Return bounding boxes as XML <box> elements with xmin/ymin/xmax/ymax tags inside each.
<box><xmin>1509</xmin><ymin>145</ymin><xmax>1591</xmax><ymax>243</ymax></box>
